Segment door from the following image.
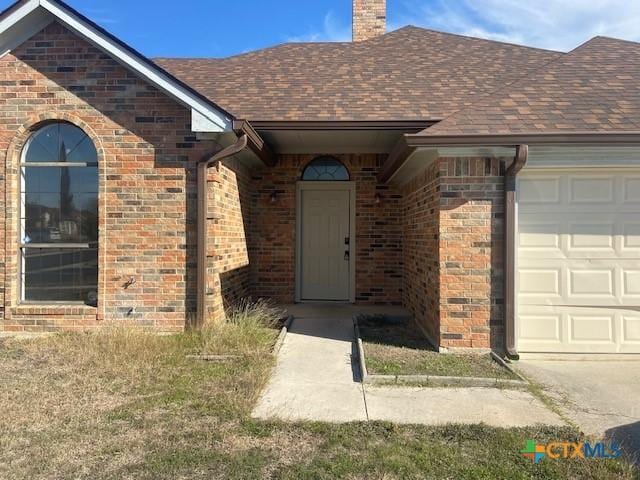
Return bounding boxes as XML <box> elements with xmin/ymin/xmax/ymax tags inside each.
<box><xmin>517</xmin><ymin>170</ymin><xmax>640</xmax><ymax>353</ymax></box>
<box><xmin>299</xmin><ymin>188</ymin><xmax>351</xmax><ymax>301</ymax></box>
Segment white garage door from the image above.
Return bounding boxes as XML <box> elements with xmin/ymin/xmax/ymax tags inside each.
<box><xmin>517</xmin><ymin>170</ymin><xmax>640</xmax><ymax>353</ymax></box>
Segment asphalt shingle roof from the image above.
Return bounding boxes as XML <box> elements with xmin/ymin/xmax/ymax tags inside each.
<box><xmin>155</xmin><ymin>26</ymin><xmax>560</xmax><ymax>122</ymax></box>
<box><xmin>418</xmin><ymin>36</ymin><xmax>640</xmax><ymax>136</ymax></box>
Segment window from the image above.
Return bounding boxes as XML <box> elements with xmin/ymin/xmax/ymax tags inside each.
<box><xmin>20</xmin><ymin>123</ymin><xmax>98</xmax><ymax>305</ymax></box>
<box><xmin>302</xmin><ymin>156</ymin><xmax>349</xmax><ymax>181</ymax></box>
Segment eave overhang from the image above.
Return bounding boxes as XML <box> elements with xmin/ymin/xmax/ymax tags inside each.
<box><xmin>379</xmin><ymin>131</ymin><xmax>640</xmax><ymax>183</ymax></box>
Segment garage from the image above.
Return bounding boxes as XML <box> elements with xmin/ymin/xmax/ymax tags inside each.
<box><xmin>517</xmin><ymin>169</ymin><xmax>640</xmax><ymax>353</ymax></box>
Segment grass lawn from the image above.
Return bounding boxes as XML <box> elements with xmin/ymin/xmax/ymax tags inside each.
<box><xmin>358</xmin><ymin>317</ymin><xmax>518</xmax><ymax>379</ymax></box>
<box><xmin>0</xmin><ymin>313</ymin><xmax>636</xmax><ymax>479</ymax></box>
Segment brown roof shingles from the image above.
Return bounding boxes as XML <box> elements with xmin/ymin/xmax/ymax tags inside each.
<box><xmin>155</xmin><ymin>26</ymin><xmax>560</xmax><ymax>122</ymax></box>
<box><xmin>419</xmin><ymin>36</ymin><xmax>640</xmax><ymax>136</ymax></box>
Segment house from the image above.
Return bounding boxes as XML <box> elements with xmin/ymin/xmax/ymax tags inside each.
<box><xmin>0</xmin><ymin>0</ymin><xmax>638</xmax><ymax>357</ymax></box>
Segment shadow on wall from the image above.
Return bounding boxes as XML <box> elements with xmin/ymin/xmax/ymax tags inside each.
<box><xmin>220</xmin><ymin>267</ymin><xmax>252</xmax><ymax>311</ymax></box>
<box><xmin>605</xmin><ymin>421</ymin><xmax>640</xmax><ymax>467</ymax></box>
<box><xmin>214</xmin><ymin>159</ymin><xmax>254</xmax><ymax>317</ymax></box>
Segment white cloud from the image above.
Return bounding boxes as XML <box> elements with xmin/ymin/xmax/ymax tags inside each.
<box><xmin>287</xmin><ymin>11</ymin><xmax>351</xmax><ymax>43</ymax></box>
<box><xmin>390</xmin><ymin>0</ymin><xmax>640</xmax><ymax>51</ymax></box>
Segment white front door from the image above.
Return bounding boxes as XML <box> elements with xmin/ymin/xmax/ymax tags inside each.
<box><xmin>299</xmin><ymin>187</ymin><xmax>351</xmax><ymax>301</ymax></box>
<box><xmin>517</xmin><ymin>170</ymin><xmax>640</xmax><ymax>353</ymax></box>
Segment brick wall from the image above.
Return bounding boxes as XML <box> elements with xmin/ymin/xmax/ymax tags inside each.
<box><xmin>0</xmin><ymin>23</ymin><xmax>219</xmax><ymax>331</ymax></box>
<box><xmin>250</xmin><ymin>153</ymin><xmax>403</xmax><ymax>305</ymax></box>
<box><xmin>400</xmin><ymin>157</ymin><xmax>506</xmax><ymax>351</ymax></box>
<box><xmin>208</xmin><ymin>158</ymin><xmax>253</xmax><ymax>319</ymax></box>
<box><xmin>401</xmin><ymin>162</ymin><xmax>440</xmax><ymax>345</ymax></box>
<box><xmin>438</xmin><ymin>157</ymin><xmax>506</xmax><ymax>350</ymax></box>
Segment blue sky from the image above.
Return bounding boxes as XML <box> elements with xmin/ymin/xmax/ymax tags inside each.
<box><xmin>2</xmin><ymin>0</ymin><xmax>640</xmax><ymax>57</ymax></box>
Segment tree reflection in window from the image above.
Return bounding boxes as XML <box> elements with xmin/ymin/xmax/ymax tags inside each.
<box><xmin>302</xmin><ymin>156</ymin><xmax>349</xmax><ymax>181</ymax></box>
<box><xmin>20</xmin><ymin>123</ymin><xmax>98</xmax><ymax>305</ymax></box>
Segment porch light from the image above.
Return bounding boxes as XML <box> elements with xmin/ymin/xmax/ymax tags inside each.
<box><xmin>270</xmin><ymin>191</ymin><xmax>278</xmax><ymax>203</ymax></box>
<box><xmin>375</xmin><ymin>193</ymin><xmax>382</xmax><ymax>205</ymax></box>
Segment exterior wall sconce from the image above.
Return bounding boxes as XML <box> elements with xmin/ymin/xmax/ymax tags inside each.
<box><xmin>270</xmin><ymin>191</ymin><xmax>278</xmax><ymax>203</ymax></box>
<box><xmin>375</xmin><ymin>193</ymin><xmax>382</xmax><ymax>205</ymax></box>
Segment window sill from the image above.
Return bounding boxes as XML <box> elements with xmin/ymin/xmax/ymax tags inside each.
<box><xmin>11</xmin><ymin>304</ymin><xmax>98</xmax><ymax>316</ymax></box>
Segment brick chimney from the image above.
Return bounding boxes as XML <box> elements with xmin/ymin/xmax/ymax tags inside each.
<box><xmin>353</xmin><ymin>0</ymin><xmax>386</xmax><ymax>42</ymax></box>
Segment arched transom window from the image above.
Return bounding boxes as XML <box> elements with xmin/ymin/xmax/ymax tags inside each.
<box><xmin>302</xmin><ymin>156</ymin><xmax>350</xmax><ymax>181</ymax></box>
<box><xmin>20</xmin><ymin>123</ymin><xmax>99</xmax><ymax>306</ymax></box>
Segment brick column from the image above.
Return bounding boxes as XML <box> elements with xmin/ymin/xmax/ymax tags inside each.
<box><xmin>438</xmin><ymin>157</ymin><xmax>505</xmax><ymax>350</ymax></box>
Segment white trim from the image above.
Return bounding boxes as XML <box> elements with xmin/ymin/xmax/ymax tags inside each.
<box><xmin>295</xmin><ymin>181</ymin><xmax>356</xmax><ymax>303</ymax></box>
<box><xmin>0</xmin><ymin>0</ymin><xmax>232</xmax><ymax>132</ymax></box>
<box><xmin>0</xmin><ymin>0</ymin><xmax>38</xmax><ymax>31</ymax></box>
<box><xmin>0</xmin><ymin>2</ymin><xmax>52</xmax><ymax>57</ymax></box>
<box><xmin>528</xmin><ymin>145</ymin><xmax>640</xmax><ymax>168</ymax></box>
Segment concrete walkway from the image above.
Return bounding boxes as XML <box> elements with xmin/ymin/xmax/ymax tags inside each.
<box><xmin>253</xmin><ymin>304</ymin><xmax>368</xmax><ymax>422</ymax></box>
<box><xmin>253</xmin><ymin>304</ymin><xmax>564</xmax><ymax>427</ymax></box>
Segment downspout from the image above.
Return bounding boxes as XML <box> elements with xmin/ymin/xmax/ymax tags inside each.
<box><xmin>195</xmin><ymin>134</ymin><xmax>248</xmax><ymax>328</ymax></box>
<box><xmin>504</xmin><ymin>144</ymin><xmax>528</xmax><ymax>357</ymax></box>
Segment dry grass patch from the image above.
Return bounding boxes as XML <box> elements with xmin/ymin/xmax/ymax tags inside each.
<box><xmin>358</xmin><ymin>316</ymin><xmax>518</xmax><ymax>379</ymax></box>
<box><xmin>0</xmin><ymin>304</ymin><xmax>636</xmax><ymax>479</ymax></box>
<box><xmin>0</xmin><ymin>303</ymin><xmax>280</xmax><ymax>480</ymax></box>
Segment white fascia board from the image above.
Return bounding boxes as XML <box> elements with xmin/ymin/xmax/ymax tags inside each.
<box><xmin>0</xmin><ymin>0</ymin><xmax>51</xmax><ymax>56</ymax></box>
<box><xmin>2</xmin><ymin>0</ymin><xmax>232</xmax><ymax>132</ymax></box>
<box><xmin>0</xmin><ymin>0</ymin><xmax>39</xmax><ymax>31</ymax></box>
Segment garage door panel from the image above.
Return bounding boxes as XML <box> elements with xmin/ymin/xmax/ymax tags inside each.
<box><xmin>569</xmin><ymin>176</ymin><xmax>614</xmax><ymax>204</ymax></box>
<box><xmin>623</xmin><ymin>177</ymin><xmax>640</xmax><ymax>203</ymax></box>
<box><xmin>623</xmin><ymin>270</ymin><xmax>640</xmax><ymax>297</ymax></box>
<box><xmin>623</xmin><ymin>223</ymin><xmax>640</xmax><ymax>249</ymax></box>
<box><xmin>518</xmin><ymin>268</ymin><xmax>561</xmax><ymax>297</ymax></box>
<box><xmin>518</xmin><ymin>176</ymin><xmax>560</xmax><ymax>204</ymax></box>
<box><xmin>622</xmin><ymin>316</ymin><xmax>640</xmax><ymax>344</ymax></box>
<box><xmin>518</xmin><ymin>312</ymin><xmax>561</xmax><ymax>343</ymax></box>
<box><xmin>518</xmin><ymin>220</ymin><xmax>561</xmax><ymax>249</ymax></box>
<box><xmin>569</xmin><ymin>314</ymin><xmax>615</xmax><ymax>343</ymax></box>
<box><xmin>568</xmin><ymin>222</ymin><xmax>615</xmax><ymax>250</ymax></box>
<box><xmin>517</xmin><ymin>170</ymin><xmax>640</xmax><ymax>354</ymax></box>
<box><xmin>568</xmin><ymin>268</ymin><xmax>614</xmax><ymax>297</ymax></box>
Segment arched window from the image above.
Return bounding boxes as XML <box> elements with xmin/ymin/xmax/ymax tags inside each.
<box><xmin>302</xmin><ymin>156</ymin><xmax>349</xmax><ymax>181</ymax></box>
<box><xmin>20</xmin><ymin>123</ymin><xmax>98</xmax><ymax>306</ymax></box>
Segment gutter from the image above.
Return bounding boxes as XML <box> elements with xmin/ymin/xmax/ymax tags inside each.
<box><xmin>232</xmin><ymin>120</ymin><xmax>277</xmax><ymax>167</ymax></box>
<box><xmin>504</xmin><ymin>144</ymin><xmax>528</xmax><ymax>357</ymax></box>
<box><xmin>195</xmin><ymin>134</ymin><xmax>249</xmax><ymax>328</ymax></box>
<box><xmin>404</xmin><ymin>132</ymin><xmax>640</xmax><ymax>147</ymax></box>
<box><xmin>249</xmin><ymin>120</ymin><xmax>439</xmax><ymax>132</ymax></box>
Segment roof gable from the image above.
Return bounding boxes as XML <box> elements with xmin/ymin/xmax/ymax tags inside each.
<box><xmin>0</xmin><ymin>0</ymin><xmax>233</xmax><ymax>132</ymax></box>
<box><xmin>416</xmin><ymin>36</ymin><xmax>640</xmax><ymax>138</ymax></box>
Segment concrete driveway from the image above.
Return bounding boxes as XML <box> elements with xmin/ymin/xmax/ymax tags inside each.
<box><xmin>516</xmin><ymin>360</ymin><xmax>640</xmax><ymax>465</ymax></box>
